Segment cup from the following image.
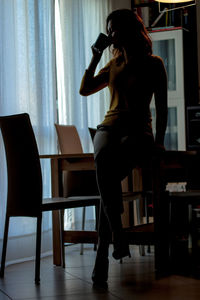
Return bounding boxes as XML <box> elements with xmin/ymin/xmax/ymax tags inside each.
<box><xmin>91</xmin><ymin>33</ymin><xmax>110</xmax><ymax>54</ymax></box>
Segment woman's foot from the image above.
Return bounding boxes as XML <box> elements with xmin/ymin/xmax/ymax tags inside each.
<box><xmin>92</xmin><ymin>256</ymin><xmax>109</xmax><ymax>287</ymax></box>
<box><xmin>112</xmin><ymin>243</ymin><xmax>131</xmax><ymax>260</ymax></box>
<box><xmin>112</xmin><ymin>231</ymin><xmax>131</xmax><ymax>260</ymax></box>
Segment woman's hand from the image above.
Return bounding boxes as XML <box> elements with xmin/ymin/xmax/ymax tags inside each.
<box><xmin>91</xmin><ymin>45</ymin><xmax>103</xmax><ymax>61</ymax></box>
<box><xmin>91</xmin><ymin>45</ymin><xmax>102</xmax><ymax>55</ymax></box>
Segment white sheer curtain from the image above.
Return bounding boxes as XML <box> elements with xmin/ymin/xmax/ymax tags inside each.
<box><xmin>55</xmin><ymin>0</ymin><xmax>131</xmax><ymax>230</ymax></box>
<box><xmin>0</xmin><ymin>0</ymin><xmax>57</xmax><ymax>264</ymax></box>
<box><xmin>55</xmin><ymin>0</ymin><xmax>111</xmax><ymax>153</ymax></box>
<box><xmin>55</xmin><ymin>0</ymin><xmax>113</xmax><ymax>230</ymax></box>
<box><xmin>55</xmin><ymin>0</ymin><xmax>131</xmax><ymax>152</ymax></box>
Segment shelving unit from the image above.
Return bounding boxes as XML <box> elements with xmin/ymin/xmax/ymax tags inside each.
<box><xmin>150</xmin><ymin>28</ymin><xmax>185</xmax><ymax>150</ymax></box>
<box><xmin>131</xmin><ymin>1</ymin><xmax>199</xmax><ymax>150</ymax></box>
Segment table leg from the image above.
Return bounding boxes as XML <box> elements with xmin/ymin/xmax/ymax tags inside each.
<box><xmin>51</xmin><ymin>158</ymin><xmax>62</xmax><ymax>266</ymax></box>
<box><xmin>153</xmin><ymin>157</ymin><xmax>170</xmax><ymax>273</ymax></box>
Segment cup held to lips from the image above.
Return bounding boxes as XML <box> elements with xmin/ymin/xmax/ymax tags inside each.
<box><xmin>91</xmin><ymin>33</ymin><xmax>111</xmax><ymax>54</ymax></box>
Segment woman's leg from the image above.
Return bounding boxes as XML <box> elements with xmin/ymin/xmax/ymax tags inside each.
<box><xmin>94</xmin><ymin>128</ymin><xmax>133</xmax><ymax>260</ymax></box>
<box><xmin>94</xmin><ymin>128</ymin><xmax>124</xmax><ymax>232</ymax></box>
<box><xmin>92</xmin><ymin>202</ymin><xmax>111</xmax><ymax>285</ymax></box>
<box><xmin>92</xmin><ymin>128</ymin><xmax>154</xmax><ymax>282</ymax></box>
<box><xmin>92</xmin><ymin>128</ymin><xmax>117</xmax><ymax>284</ymax></box>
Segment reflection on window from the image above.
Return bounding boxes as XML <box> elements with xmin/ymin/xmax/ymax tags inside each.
<box><xmin>153</xmin><ymin>39</ymin><xmax>176</xmax><ymax>91</ymax></box>
<box><xmin>151</xmin><ymin>107</ymin><xmax>178</xmax><ymax>150</ymax></box>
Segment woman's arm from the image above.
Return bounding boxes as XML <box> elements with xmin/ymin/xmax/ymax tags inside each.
<box><xmin>154</xmin><ymin>57</ymin><xmax>168</xmax><ymax>149</ymax></box>
<box><xmin>79</xmin><ymin>50</ymin><xmax>109</xmax><ymax>96</ymax></box>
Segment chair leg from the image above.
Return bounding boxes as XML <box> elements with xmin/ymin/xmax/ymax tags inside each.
<box><xmin>95</xmin><ymin>203</ymin><xmax>100</xmax><ymax>231</ymax></box>
<box><xmin>0</xmin><ymin>215</ymin><xmax>10</xmax><ymax>278</ymax></box>
<box><xmin>136</xmin><ymin>198</ymin><xmax>145</xmax><ymax>256</ymax></box>
<box><xmin>93</xmin><ymin>203</ymin><xmax>100</xmax><ymax>251</ymax></box>
<box><xmin>139</xmin><ymin>245</ymin><xmax>145</xmax><ymax>256</ymax></box>
<box><xmin>59</xmin><ymin>210</ymin><xmax>65</xmax><ymax>268</ymax></box>
<box><xmin>35</xmin><ymin>215</ymin><xmax>42</xmax><ymax>284</ymax></box>
<box><xmin>80</xmin><ymin>207</ymin><xmax>86</xmax><ymax>255</ymax></box>
<box><xmin>144</xmin><ymin>195</ymin><xmax>151</xmax><ymax>254</ymax></box>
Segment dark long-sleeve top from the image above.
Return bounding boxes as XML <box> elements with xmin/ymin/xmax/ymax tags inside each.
<box><xmin>80</xmin><ymin>54</ymin><xmax>168</xmax><ymax>144</ymax></box>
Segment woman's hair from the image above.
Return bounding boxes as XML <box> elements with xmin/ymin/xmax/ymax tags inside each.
<box><xmin>106</xmin><ymin>9</ymin><xmax>152</xmax><ymax>57</ymax></box>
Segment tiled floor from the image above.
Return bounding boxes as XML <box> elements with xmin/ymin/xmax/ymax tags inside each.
<box><xmin>1</xmin><ymin>244</ymin><xmax>200</xmax><ymax>300</ymax></box>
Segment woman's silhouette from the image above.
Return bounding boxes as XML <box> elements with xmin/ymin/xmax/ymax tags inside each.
<box><xmin>80</xmin><ymin>9</ymin><xmax>168</xmax><ymax>286</ymax></box>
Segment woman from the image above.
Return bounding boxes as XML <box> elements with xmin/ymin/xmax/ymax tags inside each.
<box><xmin>80</xmin><ymin>9</ymin><xmax>168</xmax><ymax>286</ymax></box>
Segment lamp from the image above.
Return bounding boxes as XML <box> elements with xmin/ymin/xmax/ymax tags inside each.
<box><xmin>153</xmin><ymin>0</ymin><xmax>196</xmax><ymax>16</ymax></box>
<box><xmin>155</xmin><ymin>0</ymin><xmax>194</xmax><ymax>3</ymax></box>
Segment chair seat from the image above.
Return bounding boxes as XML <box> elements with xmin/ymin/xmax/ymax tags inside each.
<box><xmin>167</xmin><ymin>190</ymin><xmax>200</xmax><ymax>207</ymax></box>
<box><xmin>122</xmin><ymin>191</ymin><xmax>143</xmax><ymax>202</ymax></box>
<box><xmin>125</xmin><ymin>223</ymin><xmax>155</xmax><ymax>245</ymax></box>
<box><xmin>42</xmin><ymin>196</ymin><xmax>100</xmax><ymax>211</ymax></box>
<box><xmin>42</xmin><ymin>191</ymin><xmax>146</xmax><ymax>211</ymax></box>
<box><xmin>169</xmin><ymin>190</ymin><xmax>200</xmax><ymax>198</ymax></box>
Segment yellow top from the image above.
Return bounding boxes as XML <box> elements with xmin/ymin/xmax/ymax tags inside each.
<box><xmin>80</xmin><ymin>54</ymin><xmax>167</xmax><ymax>137</ymax></box>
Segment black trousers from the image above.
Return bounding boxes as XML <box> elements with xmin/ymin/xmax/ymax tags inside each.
<box><xmin>94</xmin><ymin>125</ymin><xmax>154</xmax><ymax>242</ymax></box>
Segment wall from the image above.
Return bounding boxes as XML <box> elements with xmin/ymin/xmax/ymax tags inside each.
<box><xmin>196</xmin><ymin>0</ymin><xmax>200</xmax><ymax>102</ymax></box>
<box><xmin>112</xmin><ymin>0</ymin><xmax>131</xmax><ymax>10</ymax></box>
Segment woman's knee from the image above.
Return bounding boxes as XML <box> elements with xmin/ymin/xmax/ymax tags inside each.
<box><xmin>94</xmin><ymin>129</ymin><xmax>114</xmax><ymax>162</ymax></box>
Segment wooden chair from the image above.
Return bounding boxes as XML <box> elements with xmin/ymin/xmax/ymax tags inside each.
<box><xmin>125</xmin><ymin>150</ymin><xmax>200</xmax><ymax>273</ymax></box>
<box><xmin>152</xmin><ymin>150</ymin><xmax>200</xmax><ymax>272</ymax></box>
<box><xmin>54</xmin><ymin>124</ymin><xmax>99</xmax><ymax>254</ymax></box>
<box><xmin>0</xmin><ymin>113</ymin><xmax>100</xmax><ymax>284</ymax></box>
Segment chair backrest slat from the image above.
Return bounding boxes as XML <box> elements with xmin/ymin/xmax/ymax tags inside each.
<box><xmin>54</xmin><ymin>124</ymin><xmax>99</xmax><ymax>197</ymax></box>
<box><xmin>55</xmin><ymin>124</ymin><xmax>83</xmax><ymax>154</ymax></box>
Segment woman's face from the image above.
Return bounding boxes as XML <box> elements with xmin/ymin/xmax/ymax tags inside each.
<box><xmin>107</xmin><ymin>20</ymin><xmax>121</xmax><ymax>48</ymax></box>
<box><xmin>107</xmin><ymin>19</ymin><xmax>130</xmax><ymax>49</ymax></box>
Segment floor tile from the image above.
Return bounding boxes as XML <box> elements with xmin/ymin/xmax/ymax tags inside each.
<box><xmin>0</xmin><ymin>289</ymin><xmax>12</xmax><ymax>300</ymax></box>
<box><xmin>1</xmin><ymin>244</ymin><xmax>200</xmax><ymax>299</ymax></box>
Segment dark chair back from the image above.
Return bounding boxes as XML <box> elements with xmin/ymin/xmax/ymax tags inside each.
<box><xmin>0</xmin><ymin>113</ymin><xmax>42</xmax><ymax>217</ymax></box>
<box><xmin>88</xmin><ymin>127</ymin><xmax>97</xmax><ymax>142</ymax></box>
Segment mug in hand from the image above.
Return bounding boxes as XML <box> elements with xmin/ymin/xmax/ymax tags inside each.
<box><xmin>91</xmin><ymin>33</ymin><xmax>110</xmax><ymax>54</ymax></box>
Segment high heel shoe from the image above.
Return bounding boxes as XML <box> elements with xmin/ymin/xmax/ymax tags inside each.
<box><xmin>92</xmin><ymin>256</ymin><xmax>109</xmax><ymax>287</ymax></box>
<box><xmin>112</xmin><ymin>231</ymin><xmax>131</xmax><ymax>260</ymax></box>
<box><xmin>112</xmin><ymin>243</ymin><xmax>131</xmax><ymax>260</ymax></box>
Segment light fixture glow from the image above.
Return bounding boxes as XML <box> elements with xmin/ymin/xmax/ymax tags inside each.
<box><xmin>155</xmin><ymin>0</ymin><xmax>196</xmax><ymax>13</ymax></box>
<box><xmin>155</xmin><ymin>0</ymin><xmax>194</xmax><ymax>2</ymax></box>
<box><xmin>152</xmin><ymin>0</ymin><xmax>196</xmax><ymax>26</ymax></box>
